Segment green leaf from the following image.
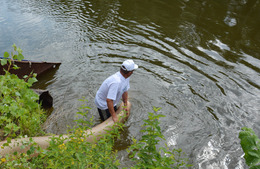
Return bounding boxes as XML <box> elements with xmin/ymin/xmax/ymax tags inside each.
<box><xmin>3</xmin><ymin>143</ymin><xmax>9</xmax><ymax>147</ymax></box>
<box><xmin>4</xmin><ymin>52</ymin><xmax>9</xmax><ymax>58</ymax></box>
<box><xmin>239</xmin><ymin>127</ymin><xmax>260</xmax><ymax>167</ymax></box>
<box><xmin>27</xmin><ymin>145</ymin><xmax>35</xmax><ymax>155</ymax></box>
<box><xmin>15</xmin><ymin>91</ymin><xmax>21</xmax><ymax>97</ymax></box>
<box><xmin>12</xmin><ymin>44</ymin><xmax>17</xmax><ymax>51</ymax></box>
<box><xmin>28</xmin><ymin>77</ymin><xmax>38</xmax><ymax>86</ymax></box>
<box><xmin>7</xmin><ymin>137</ymin><xmax>11</xmax><ymax>143</ymax></box>
<box><xmin>17</xmin><ymin>47</ymin><xmax>23</xmax><ymax>54</ymax></box>
<box><xmin>248</xmin><ymin>151</ymin><xmax>260</xmax><ymax>158</ymax></box>
<box><xmin>250</xmin><ymin>165</ymin><xmax>260</xmax><ymax>169</ymax></box>
<box><xmin>153</xmin><ymin>106</ymin><xmax>162</xmax><ymax>112</ymax></box>
<box><xmin>17</xmin><ymin>53</ymin><xmax>24</xmax><ymax>61</ymax></box>
<box><xmin>13</xmin><ymin>54</ymin><xmax>18</xmax><ymax>60</ymax></box>
<box><xmin>245</xmin><ymin>154</ymin><xmax>260</xmax><ymax>167</ymax></box>
<box><xmin>12</xmin><ymin>64</ymin><xmax>20</xmax><ymax>70</ymax></box>
<box><xmin>1</xmin><ymin>58</ymin><xmax>7</xmax><ymax>66</ymax></box>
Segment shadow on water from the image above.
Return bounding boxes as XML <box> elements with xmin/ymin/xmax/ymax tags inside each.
<box><xmin>32</xmin><ymin>65</ymin><xmax>61</xmax><ymax>90</ymax></box>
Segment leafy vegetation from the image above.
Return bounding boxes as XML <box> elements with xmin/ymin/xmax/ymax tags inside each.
<box><xmin>127</xmin><ymin>106</ymin><xmax>191</xmax><ymax>169</ymax></box>
<box><xmin>0</xmin><ymin>103</ymin><xmax>190</xmax><ymax>168</ymax></box>
<box><xmin>0</xmin><ymin>98</ymin><xmax>123</xmax><ymax>168</ymax></box>
<box><xmin>239</xmin><ymin>127</ymin><xmax>260</xmax><ymax>169</ymax></box>
<box><xmin>0</xmin><ymin>44</ymin><xmax>45</xmax><ymax>139</ymax></box>
<box><xmin>0</xmin><ymin>46</ymin><xmax>190</xmax><ymax>168</ymax></box>
<box><xmin>30</xmin><ymin>100</ymin><xmax>123</xmax><ymax>169</ymax></box>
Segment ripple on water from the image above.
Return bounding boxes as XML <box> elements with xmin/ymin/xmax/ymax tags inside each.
<box><xmin>1</xmin><ymin>1</ymin><xmax>260</xmax><ymax>169</ymax></box>
<box><xmin>0</xmin><ymin>17</ymin><xmax>6</xmax><ymax>23</ymax></box>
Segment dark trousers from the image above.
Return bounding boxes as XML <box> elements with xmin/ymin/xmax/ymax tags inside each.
<box><xmin>98</xmin><ymin>106</ymin><xmax>117</xmax><ymax>121</ymax></box>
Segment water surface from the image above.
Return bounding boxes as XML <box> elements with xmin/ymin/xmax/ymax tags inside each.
<box><xmin>0</xmin><ymin>0</ymin><xmax>260</xmax><ymax>168</ymax></box>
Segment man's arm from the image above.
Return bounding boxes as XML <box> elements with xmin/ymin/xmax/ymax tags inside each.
<box><xmin>122</xmin><ymin>91</ymin><xmax>129</xmax><ymax>114</ymax></box>
<box><xmin>106</xmin><ymin>98</ymin><xmax>118</xmax><ymax>122</ymax></box>
<box><xmin>122</xmin><ymin>91</ymin><xmax>128</xmax><ymax>106</ymax></box>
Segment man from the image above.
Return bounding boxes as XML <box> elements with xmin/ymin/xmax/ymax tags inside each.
<box><xmin>95</xmin><ymin>59</ymin><xmax>138</xmax><ymax>122</ymax></box>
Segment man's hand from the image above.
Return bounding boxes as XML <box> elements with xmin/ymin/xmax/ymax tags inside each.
<box><xmin>112</xmin><ymin>114</ymin><xmax>118</xmax><ymax>123</ymax></box>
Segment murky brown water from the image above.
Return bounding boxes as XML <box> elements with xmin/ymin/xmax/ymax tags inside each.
<box><xmin>1</xmin><ymin>0</ymin><xmax>260</xmax><ymax>168</ymax></box>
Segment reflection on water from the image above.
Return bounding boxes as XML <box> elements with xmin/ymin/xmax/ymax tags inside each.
<box><xmin>1</xmin><ymin>0</ymin><xmax>260</xmax><ymax>168</ymax></box>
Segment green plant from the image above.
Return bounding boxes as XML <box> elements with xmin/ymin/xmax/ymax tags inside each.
<box><xmin>239</xmin><ymin>127</ymin><xmax>260</xmax><ymax>169</ymax></box>
<box><xmin>0</xmin><ymin>44</ymin><xmax>46</xmax><ymax>139</ymax></box>
<box><xmin>29</xmin><ymin>98</ymin><xmax>123</xmax><ymax>169</ymax></box>
<box><xmin>1</xmin><ymin>46</ymin><xmax>191</xmax><ymax>168</ymax></box>
<box><xmin>0</xmin><ymin>97</ymin><xmax>190</xmax><ymax>168</ymax></box>
<box><xmin>0</xmin><ymin>136</ymin><xmax>42</xmax><ymax>168</ymax></box>
<box><xmin>127</xmin><ymin>106</ymin><xmax>191</xmax><ymax>169</ymax></box>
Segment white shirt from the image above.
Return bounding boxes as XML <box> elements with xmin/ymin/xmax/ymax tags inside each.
<box><xmin>95</xmin><ymin>71</ymin><xmax>130</xmax><ymax>110</ymax></box>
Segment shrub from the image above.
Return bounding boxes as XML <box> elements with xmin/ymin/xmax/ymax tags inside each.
<box><xmin>0</xmin><ymin>44</ymin><xmax>46</xmax><ymax>139</ymax></box>
<box><xmin>239</xmin><ymin>127</ymin><xmax>260</xmax><ymax>169</ymax></box>
<box><xmin>127</xmin><ymin>106</ymin><xmax>191</xmax><ymax>169</ymax></box>
<box><xmin>0</xmin><ymin>98</ymin><xmax>123</xmax><ymax>168</ymax></box>
<box><xmin>31</xmin><ymin>99</ymin><xmax>123</xmax><ymax>169</ymax></box>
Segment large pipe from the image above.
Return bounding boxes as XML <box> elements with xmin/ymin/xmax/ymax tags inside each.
<box><xmin>0</xmin><ymin>101</ymin><xmax>131</xmax><ymax>156</ymax></box>
<box><xmin>33</xmin><ymin>89</ymin><xmax>53</xmax><ymax>109</ymax></box>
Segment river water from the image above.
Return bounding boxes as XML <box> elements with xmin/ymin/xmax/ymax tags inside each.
<box><xmin>1</xmin><ymin>0</ymin><xmax>260</xmax><ymax>168</ymax></box>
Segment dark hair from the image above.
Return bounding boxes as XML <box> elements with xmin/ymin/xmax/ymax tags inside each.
<box><xmin>120</xmin><ymin>66</ymin><xmax>131</xmax><ymax>75</ymax></box>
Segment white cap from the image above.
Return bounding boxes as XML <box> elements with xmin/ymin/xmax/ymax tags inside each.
<box><xmin>121</xmin><ymin>59</ymin><xmax>138</xmax><ymax>71</ymax></box>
